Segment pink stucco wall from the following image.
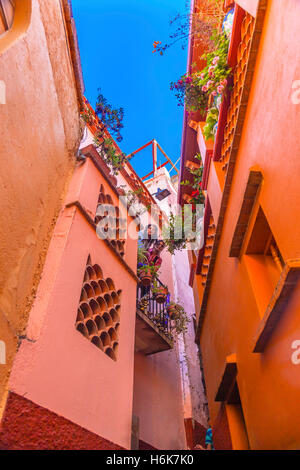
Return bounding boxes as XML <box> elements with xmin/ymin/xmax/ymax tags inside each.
<box><xmin>133</xmin><ymin>350</ymin><xmax>187</xmax><ymax>450</ymax></box>
<box><xmin>7</xmin><ymin>157</ymin><xmax>138</xmax><ymax>450</ymax></box>
<box><xmin>133</xmin><ymin>168</ymin><xmax>207</xmax><ymax>449</ymax></box>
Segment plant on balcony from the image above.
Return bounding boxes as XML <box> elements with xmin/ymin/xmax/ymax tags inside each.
<box><xmin>119</xmin><ymin>187</ymin><xmax>151</xmax><ymax>215</ymax></box>
<box><xmin>162</xmin><ymin>210</ymin><xmax>201</xmax><ymax>255</ymax></box>
<box><xmin>138</xmin><ymin>264</ymin><xmax>159</xmax><ymax>287</ymax></box>
<box><xmin>137</xmin><ymin>246</ymin><xmax>160</xmax><ymax>286</ymax></box>
<box><xmin>203</xmin><ymin>106</ymin><xmax>219</xmax><ymax>140</ymax></box>
<box><xmin>166</xmin><ymin>302</ymin><xmax>177</xmax><ymax>317</ymax></box>
<box><xmin>152</xmin><ymin>280</ymin><xmax>169</xmax><ymax>304</ymax></box>
<box><xmin>181</xmin><ymin>154</ymin><xmax>205</xmax><ymax>207</ymax></box>
<box><xmin>198</xmin><ymin>31</ymin><xmax>231</xmax><ymax>99</ymax></box>
<box><xmin>171</xmin><ymin>31</ymin><xmax>230</xmax><ymax>110</ymax></box>
<box><xmin>152</xmin><ymin>0</ymin><xmax>224</xmax><ymax>56</ymax></box>
<box><xmin>167</xmin><ymin>301</ymin><xmax>190</xmax><ymax>335</ymax></box>
<box><xmin>137</xmin><ymin>245</ymin><xmax>148</xmax><ymax>264</ymax></box>
<box><xmin>170</xmin><ymin>31</ymin><xmax>231</xmax><ymax>142</ymax></box>
<box><xmin>81</xmin><ymin>90</ymin><xmax>132</xmax><ymax>175</ymax></box>
<box><xmin>162</xmin><ymin>213</ymin><xmax>188</xmax><ymax>255</ymax></box>
<box><xmin>170</xmin><ymin>74</ymin><xmax>209</xmax><ymax>113</ymax></box>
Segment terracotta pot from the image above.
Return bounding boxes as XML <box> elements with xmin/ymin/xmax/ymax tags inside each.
<box><xmin>154</xmin><ymin>288</ymin><xmax>168</xmax><ymax>304</ymax></box>
<box><xmin>167</xmin><ymin>305</ymin><xmax>177</xmax><ymax>318</ymax></box>
<box><xmin>139</xmin><ymin>267</ymin><xmax>153</xmax><ymax>286</ymax></box>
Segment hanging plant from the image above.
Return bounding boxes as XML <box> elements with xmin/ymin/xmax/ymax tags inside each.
<box><xmin>137</xmin><ymin>245</ymin><xmax>160</xmax><ymax>286</ymax></box>
<box><xmin>152</xmin><ymin>280</ymin><xmax>169</xmax><ymax>304</ymax></box>
<box><xmin>162</xmin><ymin>210</ymin><xmax>200</xmax><ymax>255</ymax></box>
<box><xmin>138</xmin><ymin>264</ymin><xmax>159</xmax><ymax>287</ymax></box>
<box><xmin>167</xmin><ymin>301</ymin><xmax>190</xmax><ymax>335</ymax></box>
<box><xmin>170</xmin><ymin>74</ymin><xmax>209</xmax><ymax>113</ymax></box>
<box><xmin>162</xmin><ymin>213</ymin><xmax>188</xmax><ymax>255</ymax></box>
<box><xmin>198</xmin><ymin>31</ymin><xmax>231</xmax><ymax>99</ymax></box>
<box><xmin>167</xmin><ymin>302</ymin><xmax>177</xmax><ymax>318</ymax></box>
<box><xmin>181</xmin><ymin>153</ymin><xmax>205</xmax><ymax>207</ymax></box>
<box><xmin>170</xmin><ymin>31</ymin><xmax>231</xmax><ymax>131</ymax></box>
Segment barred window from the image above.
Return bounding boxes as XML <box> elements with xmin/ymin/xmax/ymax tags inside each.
<box><xmin>0</xmin><ymin>0</ymin><xmax>15</xmax><ymax>36</ymax></box>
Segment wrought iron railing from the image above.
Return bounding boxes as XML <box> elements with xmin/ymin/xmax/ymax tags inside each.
<box><xmin>136</xmin><ymin>279</ymin><xmax>172</xmax><ymax>340</ymax></box>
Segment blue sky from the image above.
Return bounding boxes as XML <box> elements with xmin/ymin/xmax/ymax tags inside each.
<box><xmin>72</xmin><ymin>0</ymin><xmax>188</xmax><ymax>179</ymax></box>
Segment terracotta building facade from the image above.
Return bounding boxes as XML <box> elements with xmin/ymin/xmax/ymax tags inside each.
<box><xmin>179</xmin><ymin>0</ymin><xmax>300</xmax><ymax>450</ymax></box>
<box><xmin>0</xmin><ymin>85</ymin><xmax>207</xmax><ymax>449</ymax></box>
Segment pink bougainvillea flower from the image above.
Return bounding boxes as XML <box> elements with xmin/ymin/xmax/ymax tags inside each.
<box><xmin>217</xmin><ymin>85</ymin><xmax>224</xmax><ymax>94</ymax></box>
<box><xmin>202</xmin><ymin>85</ymin><xmax>208</xmax><ymax>92</ymax></box>
<box><xmin>207</xmin><ymin>80</ymin><xmax>214</xmax><ymax>88</ymax></box>
<box><xmin>211</xmin><ymin>90</ymin><xmax>218</xmax><ymax>97</ymax></box>
<box><xmin>220</xmin><ymin>79</ymin><xmax>228</xmax><ymax>87</ymax></box>
<box><xmin>200</xmin><ymin>73</ymin><xmax>205</xmax><ymax>80</ymax></box>
<box><xmin>212</xmin><ymin>56</ymin><xmax>219</xmax><ymax>65</ymax></box>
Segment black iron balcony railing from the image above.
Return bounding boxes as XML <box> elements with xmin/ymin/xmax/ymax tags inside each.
<box><xmin>136</xmin><ymin>280</ymin><xmax>172</xmax><ymax>340</ymax></box>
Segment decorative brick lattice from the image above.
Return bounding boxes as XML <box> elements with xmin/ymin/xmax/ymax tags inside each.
<box><xmin>95</xmin><ymin>184</ymin><xmax>126</xmax><ymax>257</ymax></box>
<box><xmin>221</xmin><ymin>12</ymin><xmax>255</xmax><ymax>173</ymax></box>
<box><xmin>76</xmin><ymin>257</ymin><xmax>122</xmax><ymax>361</ymax></box>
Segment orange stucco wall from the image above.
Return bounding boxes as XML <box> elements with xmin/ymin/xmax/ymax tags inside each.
<box><xmin>133</xmin><ymin>349</ymin><xmax>187</xmax><ymax>450</ymax></box>
<box><xmin>200</xmin><ymin>0</ymin><xmax>300</xmax><ymax>449</ymax></box>
<box><xmin>0</xmin><ymin>0</ymin><xmax>81</xmax><ymax>415</ymax></box>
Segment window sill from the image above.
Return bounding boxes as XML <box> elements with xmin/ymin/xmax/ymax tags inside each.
<box><xmin>253</xmin><ymin>259</ymin><xmax>300</xmax><ymax>353</ymax></box>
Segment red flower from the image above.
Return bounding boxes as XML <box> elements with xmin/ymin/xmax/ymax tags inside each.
<box><xmin>191</xmin><ymin>190</ymin><xmax>199</xmax><ymax>197</ymax></box>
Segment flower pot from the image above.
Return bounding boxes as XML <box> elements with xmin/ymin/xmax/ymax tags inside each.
<box><xmin>139</xmin><ymin>267</ymin><xmax>153</xmax><ymax>286</ymax></box>
<box><xmin>154</xmin><ymin>288</ymin><xmax>168</xmax><ymax>304</ymax></box>
<box><xmin>167</xmin><ymin>305</ymin><xmax>177</xmax><ymax>318</ymax></box>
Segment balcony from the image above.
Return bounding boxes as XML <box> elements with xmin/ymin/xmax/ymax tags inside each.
<box><xmin>135</xmin><ymin>282</ymin><xmax>173</xmax><ymax>355</ymax></box>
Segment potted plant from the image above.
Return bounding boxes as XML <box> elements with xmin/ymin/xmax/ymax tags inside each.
<box><xmin>167</xmin><ymin>301</ymin><xmax>177</xmax><ymax>317</ymax></box>
<box><xmin>162</xmin><ymin>208</ymin><xmax>203</xmax><ymax>255</ymax></box>
<box><xmin>137</xmin><ymin>245</ymin><xmax>148</xmax><ymax>264</ymax></box>
<box><xmin>81</xmin><ymin>91</ymin><xmax>133</xmax><ymax>175</ymax></box>
<box><xmin>167</xmin><ymin>301</ymin><xmax>190</xmax><ymax>335</ymax></box>
<box><xmin>152</xmin><ymin>281</ymin><xmax>169</xmax><ymax>304</ymax></box>
<box><xmin>138</xmin><ymin>264</ymin><xmax>159</xmax><ymax>287</ymax></box>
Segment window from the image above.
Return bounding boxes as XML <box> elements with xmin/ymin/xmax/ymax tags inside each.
<box><xmin>244</xmin><ymin>207</ymin><xmax>284</xmax><ymax>317</ymax></box>
<box><xmin>0</xmin><ymin>0</ymin><xmax>15</xmax><ymax>36</ymax></box>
